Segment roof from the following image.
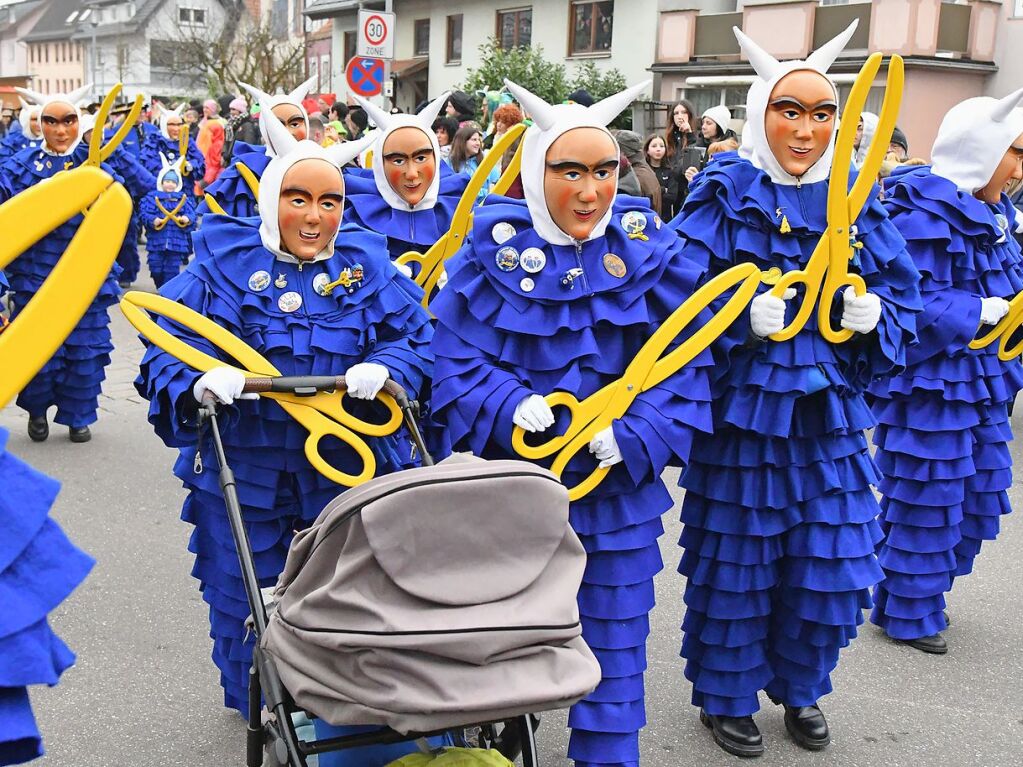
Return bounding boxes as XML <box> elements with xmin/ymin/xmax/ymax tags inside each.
<box><xmin>304</xmin><ymin>0</ymin><xmax>383</xmax><ymax>20</ymax></box>
<box><xmin>22</xmin><ymin>0</ymin><xmax>84</xmax><ymax>41</ymax></box>
<box><xmin>0</xmin><ymin>0</ymin><xmax>43</xmax><ymax>33</ymax></box>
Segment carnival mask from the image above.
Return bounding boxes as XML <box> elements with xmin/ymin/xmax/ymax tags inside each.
<box><xmin>277</xmin><ymin>158</ymin><xmax>345</xmax><ymax>260</ymax></box>
<box><xmin>165</xmin><ymin>116</ymin><xmax>183</xmax><ymax>141</ymax></box>
<box><xmin>272</xmin><ymin>103</ymin><xmax>308</xmax><ymax>142</ymax></box>
<box><xmin>40</xmin><ymin>102</ymin><xmax>79</xmax><ymax>154</ymax></box>
<box><xmin>543</xmin><ymin>127</ymin><xmax>619</xmax><ymax>242</ymax></box>
<box><xmin>976</xmin><ymin>132</ymin><xmax>1023</xmax><ymax>205</ymax></box>
<box><xmin>382</xmin><ymin>126</ymin><xmax>437</xmax><ymax>206</ymax></box>
<box><xmin>765</xmin><ymin>70</ymin><xmax>837</xmax><ymax>178</ymax></box>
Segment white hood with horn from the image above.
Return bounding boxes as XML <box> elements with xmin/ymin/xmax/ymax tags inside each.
<box><xmin>159</xmin><ymin>103</ymin><xmax>185</xmax><ymax>140</ymax></box>
<box><xmin>930</xmin><ymin>89</ymin><xmax>1023</xmax><ymax>195</ymax></box>
<box><xmin>734</xmin><ymin>21</ymin><xmax>859</xmax><ymax>186</ymax></box>
<box><xmin>238</xmin><ymin>75</ymin><xmax>316</xmax><ymax>157</ymax></box>
<box><xmin>15</xmin><ymin>83</ymin><xmax>93</xmax><ymax>155</ymax></box>
<box><xmin>17</xmin><ymin>97</ymin><xmax>41</xmax><ymax>141</ymax></box>
<box><xmin>255</xmin><ymin>91</ymin><xmax>376</xmax><ymax>263</ymax></box>
<box><xmin>352</xmin><ymin>92</ymin><xmax>448</xmax><ymax>212</ymax></box>
<box><xmin>852</xmin><ymin>111</ymin><xmax>878</xmax><ymax>169</ymax></box>
<box><xmin>502</xmin><ymin>78</ymin><xmax>650</xmax><ymax>247</ymax></box>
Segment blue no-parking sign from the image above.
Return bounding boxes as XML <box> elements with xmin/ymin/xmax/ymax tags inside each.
<box><xmin>346</xmin><ymin>57</ymin><xmax>385</xmax><ymax>98</ymax></box>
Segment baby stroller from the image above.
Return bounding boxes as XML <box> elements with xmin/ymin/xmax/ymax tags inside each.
<box><xmin>197</xmin><ymin>374</ymin><xmax>602</xmax><ymax>767</ymax></box>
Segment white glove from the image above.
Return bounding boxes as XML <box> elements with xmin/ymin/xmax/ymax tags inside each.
<box><xmin>513</xmin><ymin>393</ymin><xmax>555</xmax><ymax>433</ymax></box>
<box><xmin>588</xmin><ymin>425</ymin><xmax>623</xmax><ymax>468</ymax></box>
<box><xmin>436</xmin><ymin>270</ymin><xmax>449</xmax><ymax>290</ymax></box>
<box><xmin>980</xmin><ymin>296</ymin><xmax>1010</xmax><ymax>326</ymax></box>
<box><xmin>841</xmin><ymin>287</ymin><xmax>882</xmax><ymax>334</ymax></box>
<box><xmin>750</xmin><ymin>288</ymin><xmax>796</xmax><ymax>338</ymax></box>
<box><xmin>395</xmin><ymin>262</ymin><xmax>413</xmax><ymax>278</ymax></box>
<box><xmin>192</xmin><ymin>366</ymin><xmax>258</xmax><ymax>405</ymax></box>
<box><xmin>344</xmin><ymin>362</ymin><xmax>389</xmax><ymax>400</ymax></box>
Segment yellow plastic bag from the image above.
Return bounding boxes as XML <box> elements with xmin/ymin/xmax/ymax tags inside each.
<box><xmin>386</xmin><ymin>747</ymin><xmax>514</xmax><ymax>767</ymax></box>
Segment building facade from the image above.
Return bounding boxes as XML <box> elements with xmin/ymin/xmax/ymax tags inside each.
<box><xmin>305</xmin><ymin>0</ymin><xmax>658</xmax><ymax>114</ymax></box>
<box><xmin>0</xmin><ymin>1</ymin><xmax>45</xmax><ymax>80</ymax></box>
<box><xmin>20</xmin><ymin>0</ymin><xmax>85</xmax><ymax>95</ymax></box>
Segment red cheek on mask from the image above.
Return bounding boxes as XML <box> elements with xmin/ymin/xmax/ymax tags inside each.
<box><xmin>387</xmin><ymin>167</ymin><xmax>405</xmax><ymax>188</ymax></box>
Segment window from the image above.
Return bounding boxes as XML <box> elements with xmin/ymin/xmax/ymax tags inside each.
<box><xmin>414</xmin><ymin>19</ymin><xmax>430</xmax><ymax>56</ymax></box>
<box><xmin>118</xmin><ymin>44</ymin><xmax>129</xmax><ymax>71</ymax></box>
<box><xmin>343</xmin><ymin>31</ymin><xmax>356</xmax><ymax>65</ymax></box>
<box><xmin>309</xmin><ymin>57</ymin><xmax>319</xmax><ymax>92</ymax></box>
<box><xmin>446</xmin><ymin>14</ymin><xmax>462</xmax><ymax>63</ymax></box>
<box><xmin>570</xmin><ymin>1</ymin><xmax>613</xmax><ymax>54</ymax></box>
<box><xmin>320</xmin><ymin>53</ymin><xmax>330</xmax><ymax>91</ymax></box>
<box><xmin>497</xmin><ymin>8</ymin><xmax>531</xmax><ymax>49</ymax></box>
<box><xmin>1016</xmin><ymin>0</ymin><xmax>1023</xmax><ymax>16</ymax></box>
<box><xmin>44</xmin><ymin>44</ymin><xmax>48</xmax><ymax>63</ymax></box>
<box><xmin>150</xmin><ymin>40</ymin><xmax>178</xmax><ymax>70</ymax></box>
<box><xmin>179</xmin><ymin>7</ymin><xmax>206</xmax><ymax>25</ymax></box>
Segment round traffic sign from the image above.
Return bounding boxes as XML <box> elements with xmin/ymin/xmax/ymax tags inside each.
<box><xmin>346</xmin><ymin>57</ymin><xmax>385</xmax><ymax>98</ymax></box>
<box><xmin>363</xmin><ymin>13</ymin><xmax>388</xmax><ymax>46</ymax></box>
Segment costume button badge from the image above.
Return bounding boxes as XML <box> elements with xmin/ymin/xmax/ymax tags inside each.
<box><xmin>520</xmin><ymin>248</ymin><xmax>546</xmax><ymax>274</ymax></box>
<box><xmin>248</xmin><ymin>270</ymin><xmax>271</xmax><ymax>292</ymax></box>
<box><xmin>520</xmin><ymin>277</ymin><xmax>535</xmax><ymax>293</ymax></box>
<box><xmin>492</xmin><ymin>222</ymin><xmax>516</xmax><ymax>244</ymax></box>
<box><xmin>278</xmin><ymin>291</ymin><xmax>302</xmax><ymax>313</ymax></box>
<box><xmin>274</xmin><ymin>273</ymin><xmax>288</xmax><ymax>289</ymax></box>
<box><xmin>622</xmin><ymin>211</ymin><xmax>648</xmax><ymax>240</ymax></box>
<box><xmin>496</xmin><ymin>246</ymin><xmax>520</xmax><ymax>272</ymax></box>
<box><xmin>603</xmin><ymin>253</ymin><xmax>627</xmax><ymax>278</ymax></box>
<box><xmin>313</xmin><ymin>273</ymin><xmax>331</xmax><ymax>297</ymax></box>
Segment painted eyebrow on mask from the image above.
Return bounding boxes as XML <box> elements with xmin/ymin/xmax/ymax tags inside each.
<box><xmin>384</xmin><ymin>147</ymin><xmax>434</xmax><ymax>160</ymax></box>
<box><xmin>768</xmin><ymin>97</ymin><xmax>838</xmax><ymax>112</ymax></box>
<box><xmin>1010</xmin><ymin>144</ymin><xmax>1023</xmax><ymax>155</ymax></box>
<box><xmin>546</xmin><ymin>158</ymin><xmax>620</xmax><ymax>172</ymax></box>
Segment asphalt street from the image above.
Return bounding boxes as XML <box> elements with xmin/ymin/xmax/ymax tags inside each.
<box><xmin>4</xmin><ymin>271</ymin><xmax>1023</xmax><ymax>767</ymax></box>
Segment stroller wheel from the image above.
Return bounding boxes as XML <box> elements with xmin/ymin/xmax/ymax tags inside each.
<box><xmin>485</xmin><ymin>714</ymin><xmax>540</xmax><ymax>761</ymax></box>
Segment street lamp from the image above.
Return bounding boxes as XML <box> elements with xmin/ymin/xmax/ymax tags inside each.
<box><xmin>89</xmin><ymin>20</ymin><xmax>99</xmax><ymax>100</ymax></box>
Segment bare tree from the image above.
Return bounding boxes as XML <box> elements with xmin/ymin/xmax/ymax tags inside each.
<box><xmin>153</xmin><ymin>5</ymin><xmax>305</xmax><ymax>96</ymax></box>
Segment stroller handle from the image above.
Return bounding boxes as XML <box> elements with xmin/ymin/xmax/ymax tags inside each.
<box><xmin>242</xmin><ymin>375</ymin><xmax>410</xmax><ymax>405</ymax></box>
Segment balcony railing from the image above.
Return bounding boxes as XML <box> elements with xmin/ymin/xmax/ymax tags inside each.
<box><xmin>692</xmin><ymin>11</ymin><xmax>741</xmax><ymax>59</ymax></box>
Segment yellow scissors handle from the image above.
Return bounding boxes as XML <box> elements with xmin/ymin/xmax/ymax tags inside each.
<box><xmin>120</xmin><ymin>291</ymin><xmax>404</xmax><ymax>436</ymax></box>
<box><xmin>969</xmin><ymin>292</ymin><xmax>1023</xmax><ymax>360</ymax></box>
<box><xmin>512</xmin><ymin>262</ymin><xmax>765</xmax><ymax>501</ymax></box>
<box><xmin>397</xmin><ymin>123</ymin><xmax>527</xmax><ymax>300</ymax></box>
<box><xmin>236</xmin><ymin>161</ymin><xmax>260</xmax><ymax>201</ymax></box>
<box><xmin>179</xmin><ymin>124</ymin><xmax>190</xmax><ymax>165</ymax></box>
<box><xmin>0</xmin><ymin>167</ymin><xmax>130</xmax><ymax>407</ymax></box>
<box><xmin>203</xmin><ymin>193</ymin><xmax>227</xmax><ymax>215</ymax></box>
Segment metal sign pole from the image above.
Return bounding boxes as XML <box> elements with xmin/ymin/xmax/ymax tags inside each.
<box><xmin>384</xmin><ymin>0</ymin><xmax>393</xmax><ymax>110</ymax></box>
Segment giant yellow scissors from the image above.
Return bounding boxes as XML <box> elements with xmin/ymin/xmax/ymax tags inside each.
<box><xmin>0</xmin><ymin>83</ymin><xmax>139</xmax><ymax>407</ymax></box>
<box><xmin>119</xmin><ymin>291</ymin><xmax>404</xmax><ymax>487</ymax></box>
<box><xmin>970</xmin><ymin>294</ymin><xmax>1023</xmax><ymax>360</ymax></box>
<box><xmin>397</xmin><ymin>122</ymin><xmax>526</xmax><ymax>308</ymax></box>
<box><xmin>153</xmin><ymin>194</ymin><xmax>190</xmax><ymax>230</ymax></box>
<box><xmin>512</xmin><ymin>263</ymin><xmax>766</xmax><ymax>500</ymax></box>
<box><xmin>768</xmin><ymin>52</ymin><xmax>905</xmax><ymax>343</ymax></box>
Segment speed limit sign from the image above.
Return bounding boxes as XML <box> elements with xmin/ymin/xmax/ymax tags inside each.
<box><xmin>357</xmin><ymin>9</ymin><xmax>395</xmax><ymax>60</ymax></box>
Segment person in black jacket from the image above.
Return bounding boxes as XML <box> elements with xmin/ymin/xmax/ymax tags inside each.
<box><xmin>645</xmin><ymin>133</ymin><xmax>686</xmax><ymax>221</ymax></box>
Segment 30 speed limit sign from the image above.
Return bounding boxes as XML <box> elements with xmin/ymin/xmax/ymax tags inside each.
<box><xmin>357</xmin><ymin>9</ymin><xmax>395</xmax><ymax>60</ymax></box>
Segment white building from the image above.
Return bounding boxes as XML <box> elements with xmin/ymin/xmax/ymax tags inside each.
<box><xmin>0</xmin><ymin>0</ymin><xmax>45</xmax><ymax>80</ymax></box>
<box><xmin>304</xmin><ymin>0</ymin><xmax>658</xmax><ymax>113</ymax></box>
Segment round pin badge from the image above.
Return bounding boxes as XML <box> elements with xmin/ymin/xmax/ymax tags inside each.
<box><xmin>248</xmin><ymin>270</ymin><xmax>271</xmax><ymax>292</ymax></box>
<box><xmin>278</xmin><ymin>291</ymin><xmax>302</xmax><ymax>313</ymax></box>
<box><xmin>496</xmin><ymin>246</ymin><xmax>520</xmax><ymax>272</ymax></box>
<box><xmin>520</xmin><ymin>277</ymin><xmax>535</xmax><ymax>293</ymax></box>
<box><xmin>313</xmin><ymin>273</ymin><xmax>331</xmax><ymax>297</ymax></box>
<box><xmin>603</xmin><ymin>253</ymin><xmax>627</xmax><ymax>279</ymax></box>
<box><xmin>520</xmin><ymin>247</ymin><xmax>547</xmax><ymax>274</ymax></box>
<box><xmin>622</xmin><ymin>211</ymin><xmax>648</xmax><ymax>233</ymax></box>
<box><xmin>492</xmin><ymin>222</ymin><xmax>517</xmax><ymax>244</ymax></box>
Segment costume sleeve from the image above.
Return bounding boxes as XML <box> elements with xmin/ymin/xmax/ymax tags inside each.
<box><xmin>187</xmin><ymin>139</ymin><xmax>206</xmax><ymax>181</ymax></box>
<box><xmin>134</xmin><ymin>272</ymin><xmax>237</xmax><ymax>447</ymax></box>
<box><xmin>361</xmin><ymin>270</ymin><xmax>435</xmax><ymax>401</ymax></box>
<box><xmin>138</xmin><ymin>195</ymin><xmax>158</xmax><ymax>229</ymax></box>
<box><xmin>109</xmin><ymin>147</ymin><xmax>156</xmax><ymax>199</ymax></box>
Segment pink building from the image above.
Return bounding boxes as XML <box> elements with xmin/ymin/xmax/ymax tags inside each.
<box><xmin>653</xmin><ymin>0</ymin><xmax>1003</xmax><ymax>161</ymax></box>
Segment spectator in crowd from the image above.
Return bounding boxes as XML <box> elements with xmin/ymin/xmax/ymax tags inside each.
<box><xmin>227</xmin><ymin>97</ymin><xmax>260</xmax><ymax>148</ymax></box>
<box><xmin>888</xmin><ymin>126</ymin><xmax>909</xmax><ymax>162</ymax></box>
<box><xmin>448</xmin><ymin>123</ymin><xmax>499</xmax><ymax>202</ymax></box>
<box><xmin>346</xmin><ymin>107</ymin><xmax>368</xmax><ymax>141</ymax></box>
<box><xmin>566</xmin><ymin>88</ymin><xmax>594</xmax><ymax>107</ymax></box>
<box><xmin>329</xmin><ymin>101</ymin><xmax>348</xmax><ymax>124</ymax></box>
<box><xmin>199</xmin><ymin>120</ymin><xmax>225</xmax><ymax>193</ymax></box>
<box><xmin>665</xmin><ymin>100</ymin><xmax>699</xmax><ymax>160</ymax></box>
<box><xmin>433</xmin><ymin>116</ymin><xmax>458</xmax><ymax>162</ymax></box>
<box><xmin>323</xmin><ymin>120</ymin><xmax>347</xmax><ymax>146</ymax></box>
<box><xmin>491</xmin><ymin>103</ymin><xmax>523</xmax><ymax>142</ymax></box>
<box><xmin>645</xmin><ymin>134</ymin><xmax>684</xmax><ymax>220</ymax></box>
<box><xmin>697</xmin><ymin>105</ymin><xmax>735</xmax><ymax>147</ymax></box>
<box><xmin>445</xmin><ymin>91</ymin><xmax>476</xmax><ymax>124</ymax></box>
<box><xmin>308</xmin><ymin>113</ymin><xmax>326</xmax><ymax>145</ymax></box>
<box><xmin>617</xmin><ymin>151</ymin><xmax>642</xmax><ymax>197</ymax></box>
<box><xmin>616</xmin><ymin>129</ymin><xmax>661</xmax><ymax>212</ymax></box>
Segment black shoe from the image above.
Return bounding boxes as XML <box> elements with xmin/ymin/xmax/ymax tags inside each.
<box><xmin>898</xmin><ymin>633</ymin><xmax>947</xmax><ymax>654</ymax></box>
<box><xmin>118</xmin><ymin>280</ymin><xmax>131</xmax><ymax>289</ymax></box>
<box><xmin>700</xmin><ymin>709</ymin><xmax>764</xmax><ymax>757</ymax></box>
<box><xmin>943</xmin><ymin>610</ymin><xmax>951</xmax><ymax>628</ymax></box>
<box><xmin>782</xmin><ymin>704</ymin><xmax>830</xmax><ymax>751</ymax></box>
<box><xmin>69</xmin><ymin>426</ymin><xmax>91</xmax><ymax>443</ymax></box>
<box><xmin>27</xmin><ymin>415</ymin><xmax>48</xmax><ymax>442</ymax></box>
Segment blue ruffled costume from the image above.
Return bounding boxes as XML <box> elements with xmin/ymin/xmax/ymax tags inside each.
<box><xmin>135</xmin><ymin>216</ymin><xmax>433</xmax><ymax>715</ymax></box>
<box><xmin>196</xmin><ymin>145</ymin><xmax>270</xmax><ymax>219</ymax></box>
<box><xmin>0</xmin><ymin>142</ymin><xmax>123</xmax><ymax>429</ymax></box>
<box><xmin>342</xmin><ymin>164</ymin><xmax>468</xmax><ymax>260</ymax></box>
<box><xmin>431</xmin><ymin>196</ymin><xmax>714</xmax><ymax>767</ymax></box>
<box><xmin>670</xmin><ymin>154</ymin><xmax>921</xmax><ymax>716</ymax></box>
<box><xmin>0</xmin><ymin>125</ymin><xmax>36</xmax><ymax>166</ymax></box>
<box><xmin>139</xmin><ymin>190</ymin><xmax>196</xmax><ymax>288</ymax></box>
<box><xmin>0</xmin><ymin>425</ymin><xmax>95</xmax><ymax>764</ymax></box>
<box><xmin>868</xmin><ymin>167</ymin><xmax>1023</xmax><ymax>640</ymax></box>
<box><xmin>137</xmin><ymin>132</ymin><xmax>205</xmax><ymax>197</ymax></box>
